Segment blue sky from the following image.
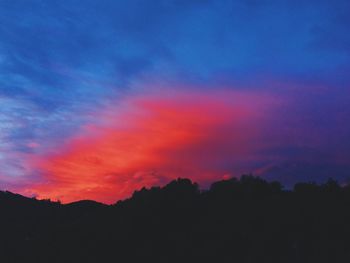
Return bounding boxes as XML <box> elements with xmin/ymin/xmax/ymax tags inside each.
<box><xmin>0</xmin><ymin>0</ymin><xmax>349</xmax><ymax>200</ymax></box>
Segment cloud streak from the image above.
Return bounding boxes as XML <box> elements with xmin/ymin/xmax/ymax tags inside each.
<box><xmin>21</xmin><ymin>87</ymin><xmax>278</xmax><ymax>203</ymax></box>
<box><xmin>0</xmin><ymin>0</ymin><xmax>349</xmax><ymax>202</ymax></box>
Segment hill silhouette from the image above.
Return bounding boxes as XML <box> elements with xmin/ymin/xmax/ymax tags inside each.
<box><xmin>1</xmin><ymin>175</ymin><xmax>350</xmax><ymax>263</ymax></box>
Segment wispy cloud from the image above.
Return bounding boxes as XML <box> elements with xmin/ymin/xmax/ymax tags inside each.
<box><xmin>0</xmin><ymin>0</ymin><xmax>349</xmax><ymax>201</ymax></box>
<box><xmin>20</xmin><ymin>87</ymin><xmax>279</xmax><ymax>203</ymax></box>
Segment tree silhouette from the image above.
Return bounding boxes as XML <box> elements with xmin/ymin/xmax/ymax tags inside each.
<box><xmin>0</xmin><ymin>175</ymin><xmax>350</xmax><ymax>263</ymax></box>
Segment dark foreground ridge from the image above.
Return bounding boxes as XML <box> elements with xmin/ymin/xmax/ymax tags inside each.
<box><xmin>1</xmin><ymin>175</ymin><xmax>350</xmax><ymax>263</ymax></box>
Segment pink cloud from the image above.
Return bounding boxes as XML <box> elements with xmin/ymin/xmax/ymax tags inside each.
<box><xmin>21</xmin><ymin>87</ymin><xmax>280</xmax><ymax>203</ymax></box>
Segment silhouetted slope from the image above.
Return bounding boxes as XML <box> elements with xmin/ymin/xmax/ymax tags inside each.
<box><xmin>1</xmin><ymin>176</ymin><xmax>350</xmax><ymax>263</ymax></box>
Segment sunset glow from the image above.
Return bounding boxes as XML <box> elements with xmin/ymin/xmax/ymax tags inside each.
<box><xmin>22</xmin><ymin>89</ymin><xmax>275</xmax><ymax>203</ymax></box>
<box><xmin>1</xmin><ymin>0</ymin><xmax>349</xmax><ymax>203</ymax></box>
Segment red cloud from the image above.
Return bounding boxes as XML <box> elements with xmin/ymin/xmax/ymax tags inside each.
<box><xmin>23</xmin><ymin>88</ymin><xmax>278</xmax><ymax>203</ymax></box>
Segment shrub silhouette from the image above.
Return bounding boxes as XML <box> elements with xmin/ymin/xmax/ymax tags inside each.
<box><xmin>1</xmin><ymin>175</ymin><xmax>350</xmax><ymax>263</ymax></box>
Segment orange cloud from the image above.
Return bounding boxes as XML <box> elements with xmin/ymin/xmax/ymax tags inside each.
<box><xmin>23</xmin><ymin>88</ymin><xmax>277</xmax><ymax>203</ymax></box>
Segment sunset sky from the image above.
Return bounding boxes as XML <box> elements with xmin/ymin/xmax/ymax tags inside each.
<box><xmin>0</xmin><ymin>0</ymin><xmax>349</xmax><ymax>203</ymax></box>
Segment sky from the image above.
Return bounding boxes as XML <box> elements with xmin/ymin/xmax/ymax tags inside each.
<box><xmin>0</xmin><ymin>0</ymin><xmax>349</xmax><ymax>203</ymax></box>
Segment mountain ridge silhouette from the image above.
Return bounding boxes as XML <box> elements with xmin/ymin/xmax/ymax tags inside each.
<box><xmin>1</xmin><ymin>175</ymin><xmax>350</xmax><ymax>263</ymax></box>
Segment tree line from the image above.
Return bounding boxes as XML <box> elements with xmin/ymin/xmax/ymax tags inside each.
<box><xmin>1</xmin><ymin>175</ymin><xmax>350</xmax><ymax>263</ymax></box>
